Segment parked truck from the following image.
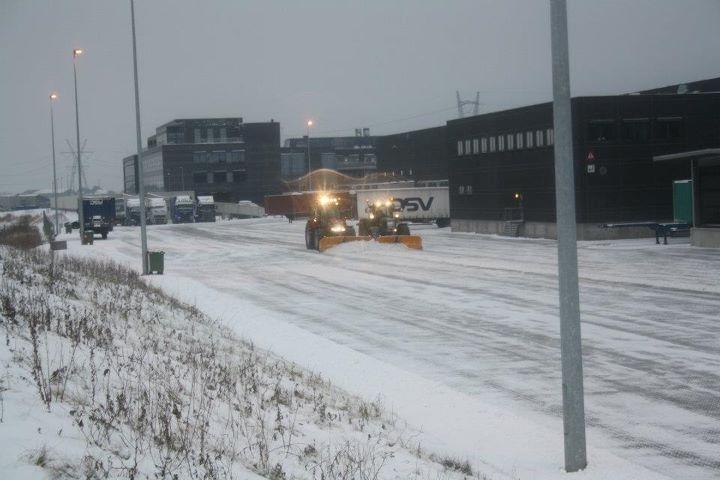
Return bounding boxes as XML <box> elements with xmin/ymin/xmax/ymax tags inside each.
<box><xmin>265</xmin><ymin>191</ymin><xmax>357</xmax><ymax>222</ymax></box>
<box><xmin>146</xmin><ymin>197</ymin><xmax>168</xmax><ymax>224</ymax></box>
<box><xmin>80</xmin><ymin>195</ymin><xmax>116</xmax><ymax>239</ymax></box>
<box><xmin>125</xmin><ymin>197</ymin><xmax>141</xmax><ymax>226</ymax></box>
<box><xmin>169</xmin><ymin>195</ymin><xmax>195</xmax><ymax>223</ymax></box>
<box><xmin>195</xmin><ymin>196</ymin><xmax>216</xmax><ymax>222</ymax></box>
<box><xmin>114</xmin><ymin>197</ymin><xmax>126</xmax><ymax>225</ymax></box>
<box><xmin>355</xmin><ymin>186</ymin><xmax>450</xmax><ymax>227</ymax></box>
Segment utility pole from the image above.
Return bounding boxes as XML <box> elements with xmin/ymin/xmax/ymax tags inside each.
<box><xmin>130</xmin><ymin>0</ymin><xmax>149</xmax><ymax>274</ymax></box>
<box><xmin>72</xmin><ymin>48</ymin><xmax>85</xmax><ymax>239</ymax></box>
<box><xmin>49</xmin><ymin>93</ymin><xmax>59</xmax><ymax>234</ymax></box>
<box><xmin>306</xmin><ymin>119</ymin><xmax>313</xmax><ymax>191</ymax></box>
<box><xmin>549</xmin><ymin>0</ymin><xmax>587</xmax><ymax>472</ymax></box>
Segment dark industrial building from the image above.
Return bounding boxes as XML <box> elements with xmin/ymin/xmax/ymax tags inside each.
<box><xmin>123</xmin><ymin>118</ymin><xmax>280</xmax><ymax>203</ymax></box>
<box><xmin>281</xmin><ymin>130</ymin><xmax>377</xmax><ymax>181</ymax></box>
<box><xmin>447</xmin><ymin>88</ymin><xmax>720</xmax><ymax>239</ymax></box>
<box><xmin>375</xmin><ymin>126</ymin><xmax>448</xmax><ymax>181</ymax></box>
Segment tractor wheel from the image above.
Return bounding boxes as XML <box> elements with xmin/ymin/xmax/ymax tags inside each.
<box><xmin>358</xmin><ymin>219</ymin><xmax>369</xmax><ymax>236</ymax></box>
<box><xmin>345</xmin><ymin>226</ymin><xmax>356</xmax><ymax>237</ymax></box>
<box><xmin>397</xmin><ymin>223</ymin><xmax>410</xmax><ymax>236</ymax></box>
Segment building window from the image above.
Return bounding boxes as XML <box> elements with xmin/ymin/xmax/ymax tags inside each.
<box><xmin>219</xmin><ymin>127</ymin><xmax>227</xmax><ymax>142</ymax></box>
<box><xmin>498</xmin><ymin>135</ymin><xmax>505</xmax><ymax>151</ymax></box>
<box><xmin>409</xmin><ymin>168</ymin><xmax>413</xmax><ymax>176</ymax></box>
<box><xmin>194</xmin><ymin>128</ymin><xmax>201</xmax><ymax>143</ymax></box>
<box><xmin>466</xmin><ymin>185</ymin><xmax>473</xmax><ymax>195</ymax></box>
<box><xmin>232</xmin><ymin>170</ymin><xmax>247</xmax><ymax>183</ymax></box>
<box><xmin>208</xmin><ymin>151</ymin><xmax>219</xmax><ymax>163</ymax></box>
<box><xmin>217</xmin><ymin>151</ymin><xmax>226</xmax><ymax>163</ymax></box>
<box><xmin>458</xmin><ymin>185</ymin><xmax>465</xmax><ymax>195</ymax></box>
<box><xmin>621</xmin><ymin>118</ymin><xmax>650</xmax><ymax>143</ymax></box>
<box><xmin>516</xmin><ymin>132</ymin><xmax>524</xmax><ymax>149</ymax></box>
<box><xmin>193</xmin><ymin>171</ymin><xmax>206</xmax><ymax>184</ymax></box>
<box><xmin>229</xmin><ymin>150</ymin><xmax>245</xmax><ymax>163</ymax></box>
<box><xmin>457</xmin><ymin>140</ymin><xmax>464</xmax><ymax>156</ymax></box>
<box><xmin>481</xmin><ymin>137</ymin><xmax>488</xmax><ymax>153</ymax></box>
<box><xmin>587</xmin><ymin>120</ymin><xmax>616</xmax><ymax>142</ymax></box>
<box><xmin>472</xmin><ymin>138</ymin><xmax>479</xmax><ymax>154</ymax></box>
<box><xmin>654</xmin><ymin>117</ymin><xmax>683</xmax><ymax>141</ymax></box>
<box><xmin>207</xmin><ymin>172</ymin><xmax>214</xmax><ymax>184</ymax></box>
<box><xmin>546</xmin><ymin>128</ymin><xmax>554</xmax><ymax>145</ymax></box>
<box><xmin>536</xmin><ymin>130</ymin><xmax>544</xmax><ymax>147</ymax></box>
<box><xmin>489</xmin><ymin>136</ymin><xmax>496</xmax><ymax>152</ymax></box>
<box><xmin>465</xmin><ymin>139</ymin><xmax>471</xmax><ymax>154</ymax></box>
<box><xmin>213</xmin><ymin>170</ymin><xmax>227</xmax><ymax>184</ymax></box>
<box><xmin>526</xmin><ymin>131</ymin><xmax>534</xmax><ymax>148</ymax></box>
<box><xmin>507</xmin><ymin>134</ymin><xmax>514</xmax><ymax>151</ymax></box>
<box><xmin>193</xmin><ymin>151</ymin><xmax>206</xmax><ymax>164</ymax></box>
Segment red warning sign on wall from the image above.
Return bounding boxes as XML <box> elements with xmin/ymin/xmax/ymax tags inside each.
<box><xmin>586</xmin><ymin>151</ymin><xmax>595</xmax><ymax>162</ymax></box>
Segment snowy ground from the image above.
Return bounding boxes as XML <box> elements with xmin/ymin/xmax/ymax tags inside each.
<box><xmin>55</xmin><ymin>215</ymin><xmax>719</xmax><ymax>479</ymax></box>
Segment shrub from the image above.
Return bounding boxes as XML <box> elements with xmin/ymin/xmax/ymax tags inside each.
<box><xmin>0</xmin><ymin>216</ymin><xmax>42</xmax><ymax>249</ymax></box>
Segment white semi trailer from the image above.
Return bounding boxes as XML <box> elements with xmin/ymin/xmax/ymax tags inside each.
<box><xmin>355</xmin><ymin>186</ymin><xmax>450</xmax><ymax>227</ymax></box>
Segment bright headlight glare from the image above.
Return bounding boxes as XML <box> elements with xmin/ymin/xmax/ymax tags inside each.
<box><xmin>369</xmin><ymin>213</ymin><xmax>375</xmax><ymax>219</ymax></box>
<box><xmin>330</xmin><ymin>224</ymin><xmax>345</xmax><ymax>233</ymax></box>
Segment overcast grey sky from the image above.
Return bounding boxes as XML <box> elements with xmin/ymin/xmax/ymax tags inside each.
<box><xmin>1</xmin><ymin>0</ymin><xmax>718</xmax><ymax>193</ymax></box>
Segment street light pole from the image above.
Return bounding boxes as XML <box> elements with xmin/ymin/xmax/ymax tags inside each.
<box><xmin>549</xmin><ymin>0</ymin><xmax>587</xmax><ymax>472</ymax></box>
<box><xmin>72</xmin><ymin>48</ymin><xmax>85</xmax><ymax>239</ymax></box>
<box><xmin>180</xmin><ymin>166</ymin><xmax>185</xmax><ymax>191</ymax></box>
<box><xmin>306</xmin><ymin>120</ymin><xmax>313</xmax><ymax>191</ymax></box>
<box><xmin>130</xmin><ymin>0</ymin><xmax>149</xmax><ymax>274</ymax></box>
<box><xmin>49</xmin><ymin>93</ymin><xmax>59</xmax><ymax>235</ymax></box>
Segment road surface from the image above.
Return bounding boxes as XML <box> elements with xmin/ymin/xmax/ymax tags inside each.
<box><xmin>79</xmin><ymin>218</ymin><xmax>720</xmax><ymax>479</ymax></box>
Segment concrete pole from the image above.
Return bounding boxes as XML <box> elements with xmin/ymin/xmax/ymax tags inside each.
<box><xmin>72</xmin><ymin>55</ymin><xmax>85</xmax><ymax>239</ymax></box>
<box><xmin>550</xmin><ymin>0</ymin><xmax>587</xmax><ymax>472</ymax></box>
<box><xmin>49</xmin><ymin>94</ymin><xmax>59</xmax><ymax>235</ymax></box>
<box><xmin>306</xmin><ymin>125</ymin><xmax>312</xmax><ymax>191</ymax></box>
<box><xmin>130</xmin><ymin>0</ymin><xmax>149</xmax><ymax>274</ymax></box>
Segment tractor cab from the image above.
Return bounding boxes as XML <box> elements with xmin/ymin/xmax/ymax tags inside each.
<box><xmin>359</xmin><ymin>198</ymin><xmax>410</xmax><ymax>237</ymax></box>
<box><xmin>305</xmin><ymin>194</ymin><xmax>356</xmax><ymax>250</ymax></box>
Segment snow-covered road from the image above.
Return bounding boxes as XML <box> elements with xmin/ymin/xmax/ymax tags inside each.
<box><xmin>64</xmin><ymin>217</ymin><xmax>719</xmax><ymax>479</ymax></box>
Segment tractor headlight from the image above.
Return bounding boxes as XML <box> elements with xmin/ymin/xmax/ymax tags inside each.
<box><xmin>394</xmin><ymin>213</ymin><xmax>400</xmax><ymax>218</ymax></box>
<box><xmin>330</xmin><ymin>224</ymin><xmax>345</xmax><ymax>233</ymax></box>
<box><xmin>369</xmin><ymin>213</ymin><xmax>375</xmax><ymax>219</ymax></box>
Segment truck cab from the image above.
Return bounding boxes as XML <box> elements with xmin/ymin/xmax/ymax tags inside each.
<box><xmin>195</xmin><ymin>196</ymin><xmax>216</xmax><ymax>222</ymax></box>
<box><xmin>145</xmin><ymin>197</ymin><xmax>168</xmax><ymax>225</ymax></box>
<box><xmin>80</xmin><ymin>196</ymin><xmax>116</xmax><ymax>239</ymax></box>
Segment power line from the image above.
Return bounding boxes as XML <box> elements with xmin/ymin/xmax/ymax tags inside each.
<box><xmin>284</xmin><ymin>105</ymin><xmax>458</xmax><ymax>138</ymax></box>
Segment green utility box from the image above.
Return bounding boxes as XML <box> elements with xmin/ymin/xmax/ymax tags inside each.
<box><xmin>147</xmin><ymin>251</ymin><xmax>164</xmax><ymax>275</ymax></box>
<box><xmin>673</xmin><ymin>180</ymin><xmax>693</xmax><ymax>224</ymax></box>
<box><xmin>81</xmin><ymin>231</ymin><xmax>94</xmax><ymax>245</ymax></box>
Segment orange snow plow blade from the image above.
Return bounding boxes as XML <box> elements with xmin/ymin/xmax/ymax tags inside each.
<box><xmin>318</xmin><ymin>235</ymin><xmax>372</xmax><ymax>252</ymax></box>
<box><xmin>376</xmin><ymin>235</ymin><xmax>423</xmax><ymax>250</ymax></box>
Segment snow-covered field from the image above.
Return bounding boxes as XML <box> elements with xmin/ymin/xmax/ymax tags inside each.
<box><xmin>52</xmin><ymin>215</ymin><xmax>719</xmax><ymax>479</ymax></box>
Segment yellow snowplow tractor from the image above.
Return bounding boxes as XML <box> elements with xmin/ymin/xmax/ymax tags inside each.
<box><xmin>305</xmin><ymin>194</ymin><xmax>363</xmax><ymax>251</ymax></box>
<box><xmin>357</xmin><ymin>198</ymin><xmax>423</xmax><ymax>250</ymax></box>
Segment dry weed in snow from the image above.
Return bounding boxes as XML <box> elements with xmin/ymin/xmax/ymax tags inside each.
<box><xmin>0</xmin><ymin>245</ymin><xmax>480</xmax><ymax>479</ymax></box>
